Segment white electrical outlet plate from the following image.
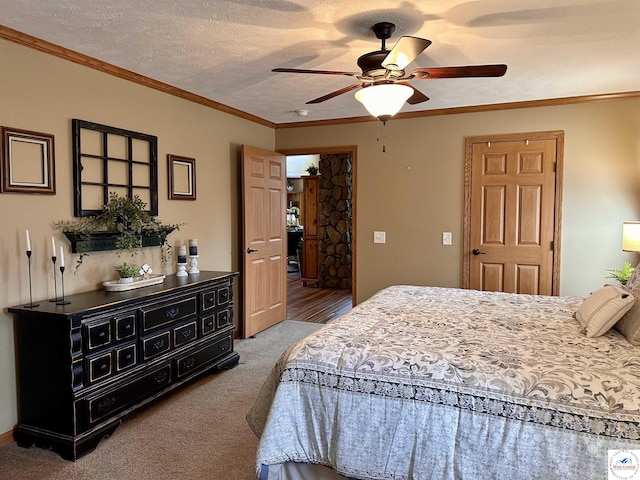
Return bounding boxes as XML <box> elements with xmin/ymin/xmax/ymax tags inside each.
<box><xmin>373</xmin><ymin>231</ymin><xmax>386</xmax><ymax>244</ymax></box>
<box><xmin>442</xmin><ymin>232</ymin><xmax>452</xmax><ymax>245</ymax></box>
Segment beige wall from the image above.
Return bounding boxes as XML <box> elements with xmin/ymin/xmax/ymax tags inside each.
<box><xmin>0</xmin><ymin>39</ymin><xmax>274</xmax><ymax>433</ymax></box>
<box><xmin>2</xmin><ymin>33</ymin><xmax>640</xmax><ymax>438</ymax></box>
<box><xmin>276</xmin><ymin>99</ymin><xmax>640</xmax><ymax>303</ymax></box>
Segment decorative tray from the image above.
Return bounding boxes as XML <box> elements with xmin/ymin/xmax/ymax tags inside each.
<box><xmin>103</xmin><ymin>274</ymin><xmax>166</xmax><ymax>292</ymax></box>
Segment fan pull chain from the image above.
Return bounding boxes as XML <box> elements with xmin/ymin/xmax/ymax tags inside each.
<box><xmin>377</xmin><ymin>120</ymin><xmax>387</xmax><ymax>153</ymax></box>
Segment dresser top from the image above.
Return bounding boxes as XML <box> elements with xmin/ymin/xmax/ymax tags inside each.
<box><xmin>9</xmin><ymin>271</ymin><xmax>238</xmax><ymax>318</ymax></box>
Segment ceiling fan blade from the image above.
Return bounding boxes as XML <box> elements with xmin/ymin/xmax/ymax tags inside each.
<box><xmin>403</xmin><ymin>85</ymin><xmax>430</xmax><ymax>105</ymax></box>
<box><xmin>382</xmin><ymin>36</ymin><xmax>432</xmax><ymax>70</ymax></box>
<box><xmin>412</xmin><ymin>64</ymin><xmax>507</xmax><ymax>79</ymax></box>
<box><xmin>273</xmin><ymin>67</ymin><xmax>358</xmax><ymax>77</ymax></box>
<box><xmin>306</xmin><ymin>83</ymin><xmax>363</xmax><ymax>104</ymax></box>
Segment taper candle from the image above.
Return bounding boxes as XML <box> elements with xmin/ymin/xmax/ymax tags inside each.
<box><xmin>51</xmin><ymin>236</ymin><xmax>56</xmax><ymax>257</ymax></box>
<box><xmin>26</xmin><ymin>229</ymin><xmax>31</xmax><ymax>251</ymax></box>
<box><xmin>59</xmin><ymin>245</ymin><xmax>65</xmax><ymax>267</ymax></box>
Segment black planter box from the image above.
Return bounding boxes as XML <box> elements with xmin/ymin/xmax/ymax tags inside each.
<box><xmin>64</xmin><ymin>228</ymin><xmax>175</xmax><ymax>253</ymax></box>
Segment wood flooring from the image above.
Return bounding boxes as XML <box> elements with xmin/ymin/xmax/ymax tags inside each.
<box><xmin>286</xmin><ymin>271</ymin><xmax>352</xmax><ymax>323</ymax></box>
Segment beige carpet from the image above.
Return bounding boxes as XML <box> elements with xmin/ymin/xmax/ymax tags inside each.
<box><xmin>0</xmin><ymin>320</ymin><xmax>322</xmax><ymax>480</ymax></box>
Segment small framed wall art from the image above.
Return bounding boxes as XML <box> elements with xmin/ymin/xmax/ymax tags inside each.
<box><xmin>168</xmin><ymin>154</ymin><xmax>196</xmax><ymax>200</ymax></box>
<box><xmin>1</xmin><ymin>127</ymin><xmax>55</xmax><ymax>194</ymax></box>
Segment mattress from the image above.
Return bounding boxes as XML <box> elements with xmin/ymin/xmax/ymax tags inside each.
<box><xmin>247</xmin><ymin>285</ymin><xmax>640</xmax><ymax>479</ymax></box>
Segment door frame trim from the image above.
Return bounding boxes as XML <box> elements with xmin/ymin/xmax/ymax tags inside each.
<box><xmin>462</xmin><ymin>131</ymin><xmax>564</xmax><ymax>294</ymax></box>
<box><xmin>279</xmin><ymin>145</ymin><xmax>357</xmax><ymax>305</ymax></box>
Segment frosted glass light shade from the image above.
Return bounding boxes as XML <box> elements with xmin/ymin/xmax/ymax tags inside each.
<box><xmin>354</xmin><ymin>84</ymin><xmax>413</xmax><ymax>121</ymax></box>
<box><xmin>622</xmin><ymin>222</ymin><xmax>640</xmax><ymax>252</ymax></box>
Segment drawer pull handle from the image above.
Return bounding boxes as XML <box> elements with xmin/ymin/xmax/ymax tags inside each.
<box><xmin>166</xmin><ymin>307</ymin><xmax>180</xmax><ymax>319</ymax></box>
<box><xmin>181</xmin><ymin>329</ymin><xmax>193</xmax><ymax>338</ymax></box>
<box><xmin>153</xmin><ymin>339</ymin><xmax>165</xmax><ymax>351</ymax></box>
<box><xmin>101</xmin><ymin>363</ymin><xmax>108</xmax><ymax>370</ymax></box>
<box><xmin>183</xmin><ymin>357</ymin><xmax>196</xmax><ymax>369</ymax></box>
<box><xmin>98</xmin><ymin>331</ymin><xmax>107</xmax><ymax>338</ymax></box>
<box><xmin>153</xmin><ymin>371</ymin><xmax>168</xmax><ymax>384</ymax></box>
<box><xmin>96</xmin><ymin>396</ymin><xmax>117</xmax><ymax>414</ymax></box>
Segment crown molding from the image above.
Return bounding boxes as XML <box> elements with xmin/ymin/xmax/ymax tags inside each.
<box><xmin>3</xmin><ymin>25</ymin><xmax>639</xmax><ymax>131</ymax></box>
<box><xmin>0</xmin><ymin>25</ymin><xmax>276</xmax><ymax>128</ymax></box>
<box><xmin>274</xmin><ymin>90</ymin><xmax>640</xmax><ymax>128</ymax></box>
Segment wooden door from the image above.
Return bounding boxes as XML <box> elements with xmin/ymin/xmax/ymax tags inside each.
<box><xmin>241</xmin><ymin>145</ymin><xmax>287</xmax><ymax>337</ymax></box>
<box><xmin>463</xmin><ymin>132</ymin><xmax>564</xmax><ymax>295</ymax></box>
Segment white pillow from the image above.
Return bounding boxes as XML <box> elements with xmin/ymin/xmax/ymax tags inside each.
<box><xmin>575</xmin><ymin>285</ymin><xmax>635</xmax><ymax>337</ymax></box>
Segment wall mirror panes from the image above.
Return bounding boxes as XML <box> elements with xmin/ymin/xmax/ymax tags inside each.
<box><xmin>72</xmin><ymin>119</ymin><xmax>158</xmax><ymax>216</ymax></box>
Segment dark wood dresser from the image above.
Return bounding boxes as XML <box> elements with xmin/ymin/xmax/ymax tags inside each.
<box><xmin>9</xmin><ymin>270</ymin><xmax>239</xmax><ymax>460</ymax></box>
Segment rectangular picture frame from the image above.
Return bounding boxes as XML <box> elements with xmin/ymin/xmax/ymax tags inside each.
<box><xmin>1</xmin><ymin>127</ymin><xmax>55</xmax><ymax>194</ymax></box>
<box><xmin>168</xmin><ymin>154</ymin><xmax>196</xmax><ymax>201</ymax></box>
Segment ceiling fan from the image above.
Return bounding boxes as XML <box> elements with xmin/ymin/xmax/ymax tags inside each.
<box><xmin>273</xmin><ymin>22</ymin><xmax>507</xmax><ymax>121</ymax></box>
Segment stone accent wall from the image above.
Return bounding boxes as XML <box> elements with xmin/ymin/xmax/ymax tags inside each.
<box><xmin>318</xmin><ymin>153</ymin><xmax>352</xmax><ymax>289</ymax></box>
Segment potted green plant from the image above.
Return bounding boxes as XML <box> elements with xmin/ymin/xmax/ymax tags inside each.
<box><xmin>53</xmin><ymin>192</ymin><xmax>182</xmax><ymax>270</ymax></box>
<box><xmin>606</xmin><ymin>261</ymin><xmax>635</xmax><ymax>285</ymax></box>
<box><xmin>115</xmin><ymin>262</ymin><xmax>140</xmax><ymax>283</ymax></box>
<box><xmin>305</xmin><ymin>164</ymin><xmax>318</xmax><ymax>175</ymax></box>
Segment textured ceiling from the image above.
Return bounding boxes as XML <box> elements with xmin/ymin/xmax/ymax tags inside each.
<box><xmin>2</xmin><ymin>0</ymin><xmax>639</xmax><ymax>125</ymax></box>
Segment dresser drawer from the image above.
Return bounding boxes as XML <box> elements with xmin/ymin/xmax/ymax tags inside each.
<box><xmin>140</xmin><ymin>296</ymin><xmax>197</xmax><ymax>333</ymax></box>
<box><xmin>174</xmin><ymin>321</ymin><xmax>197</xmax><ymax>348</ymax></box>
<box><xmin>115</xmin><ymin>343</ymin><xmax>137</xmax><ymax>372</ymax></box>
<box><xmin>217</xmin><ymin>286</ymin><xmax>231</xmax><ymax>306</ymax></box>
<box><xmin>85</xmin><ymin>320</ymin><xmax>112</xmax><ymax>352</ymax></box>
<box><xmin>175</xmin><ymin>333</ymin><xmax>233</xmax><ymax>378</ymax></box>
<box><xmin>85</xmin><ymin>364</ymin><xmax>172</xmax><ymax>425</ymax></box>
<box><xmin>201</xmin><ymin>314</ymin><xmax>215</xmax><ymax>336</ymax></box>
<box><xmin>115</xmin><ymin>314</ymin><xmax>136</xmax><ymax>341</ymax></box>
<box><xmin>140</xmin><ymin>331</ymin><xmax>171</xmax><ymax>360</ymax></box>
<box><xmin>216</xmin><ymin>308</ymin><xmax>233</xmax><ymax>329</ymax></box>
<box><xmin>86</xmin><ymin>351</ymin><xmax>112</xmax><ymax>384</ymax></box>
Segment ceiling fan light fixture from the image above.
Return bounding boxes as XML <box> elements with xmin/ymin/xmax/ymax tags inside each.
<box><xmin>354</xmin><ymin>83</ymin><xmax>413</xmax><ymax>121</ymax></box>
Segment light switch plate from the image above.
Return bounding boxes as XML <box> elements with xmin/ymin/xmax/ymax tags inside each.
<box><xmin>373</xmin><ymin>231</ymin><xmax>386</xmax><ymax>244</ymax></box>
<box><xmin>442</xmin><ymin>232</ymin><xmax>452</xmax><ymax>245</ymax></box>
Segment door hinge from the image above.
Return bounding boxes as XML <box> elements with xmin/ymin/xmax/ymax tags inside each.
<box><xmin>551</xmin><ymin>240</ymin><xmax>554</xmax><ymax>250</ymax></box>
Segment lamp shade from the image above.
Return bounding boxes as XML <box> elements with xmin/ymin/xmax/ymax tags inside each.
<box><xmin>622</xmin><ymin>221</ymin><xmax>640</xmax><ymax>252</ymax></box>
<box><xmin>354</xmin><ymin>84</ymin><xmax>413</xmax><ymax>121</ymax></box>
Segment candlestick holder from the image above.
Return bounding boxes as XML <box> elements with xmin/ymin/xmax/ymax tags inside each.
<box><xmin>49</xmin><ymin>255</ymin><xmax>59</xmax><ymax>302</ymax></box>
<box><xmin>56</xmin><ymin>265</ymin><xmax>71</xmax><ymax>305</ymax></box>
<box><xmin>188</xmin><ymin>255</ymin><xmax>200</xmax><ymax>274</ymax></box>
<box><xmin>176</xmin><ymin>262</ymin><xmax>188</xmax><ymax>277</ymax></box>
<box><xmin>23</xmin><ymin>250</ymin><xmax>39</xmax><ymax>308</ymax></box>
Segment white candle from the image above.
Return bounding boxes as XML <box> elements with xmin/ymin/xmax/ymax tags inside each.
<box><xmin>59</xmin><ymin>245</ymin><xmax>64</xmax><ymax>267</ymax></box>
<box><xmin>26</xmin><ymin>229</ymin><xmax>31</xmax><ymax>251</ymax></box>
<box><xmin>51</xmin><ymin>236</ymin><xmax>56</xmax><ymax>258</ymax></box>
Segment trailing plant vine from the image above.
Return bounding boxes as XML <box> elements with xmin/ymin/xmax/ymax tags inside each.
<box><xmin>53</xmin><ymin>193</ymin><xmax>182</xmax><ymax>271</ymax></box>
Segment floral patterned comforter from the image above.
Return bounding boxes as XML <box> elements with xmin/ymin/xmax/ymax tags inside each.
<box><xmin>247</xmin><ymin>286</ymin><xmax>640</xmax><ymax>480</ymax></box>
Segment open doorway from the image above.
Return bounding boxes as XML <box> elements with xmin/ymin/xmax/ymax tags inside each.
<box><xmin>283</xmin><ymin>146</ymin><xmax>356</xmax><ymax>322</ymax></box>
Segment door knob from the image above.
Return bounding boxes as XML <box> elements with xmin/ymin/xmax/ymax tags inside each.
<box><xmin>246</xmin><ymin>248</ymin><xmax>258</xmax><ymax>254</ymax></box>
<box><xmin>472</xmin><ymin>248</ymin><xmax>486</xmax><ymax>255</ymax></box>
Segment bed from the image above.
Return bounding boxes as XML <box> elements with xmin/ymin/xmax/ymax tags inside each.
<box><xmin>246</xmin><ymin>284</ymin><xmax>640</xmax><ymax>479</ymax></box>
